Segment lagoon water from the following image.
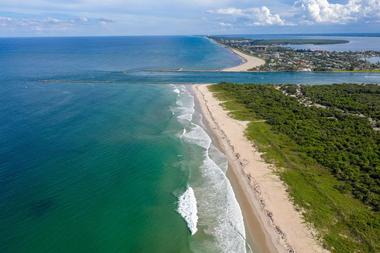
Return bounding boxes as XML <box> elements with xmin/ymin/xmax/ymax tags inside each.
<box><xmin>1</xmin><ymin>35</ymin><xmax>380</xmax><ymax>253</ymax></box>
<box><xmin>233</xmin><ymin>34</ymin><xmax>380</xmax><ymax>51</ymax></box>
<box><xmin>286</xmin><ymin>36</ymin><xmax>380</xmax><ymax>51</ymax></box>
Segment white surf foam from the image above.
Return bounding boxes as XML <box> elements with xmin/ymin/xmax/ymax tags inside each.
<box><xmin>183</xmin><ymin>123</ymin><xmax>247</xmax><ymax>252</ymax></box>
<box><xmin>178</xmin><ymin>186</ymin><xmax>199</xmax><ymax>235</ymax></box>
<box><xmin>182</xmin><ymin>123</ymin><xmax>211</xmax><ymax>150</ymax></box>
<box><xmin>171</xmin><ymin>85</ymin><xmax>194</xmax><ymax>123</ymax></box>
<box><xmin>180</xmin><ymin>128</ymin><xmax>186</xmax><ymax>138</ymax></box>
<box><xmin>172</xmin><ymin>84</ymin><xmax>247</xmax><ymax>253</ymax></box>
<box><xmin>198</xmin><ymin>154</ymin><xmax>247</xmax><ymax>253</ymax></box>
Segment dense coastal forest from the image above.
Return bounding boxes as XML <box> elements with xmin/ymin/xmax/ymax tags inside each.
<box><xmin>301</xmin><ymin>84</ymin><xmax>380</xmax><ymax>124</ymax></box>
<box><xmin>210</xmin><ymin>83</ymin><xmax>380</xmax><ymax>253</ymax></box>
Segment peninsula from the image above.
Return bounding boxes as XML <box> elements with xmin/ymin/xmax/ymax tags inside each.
<box><xmin>212</xmin><ymin>36</ymin><xmax>380</xmax><ymax>72</ymax></box>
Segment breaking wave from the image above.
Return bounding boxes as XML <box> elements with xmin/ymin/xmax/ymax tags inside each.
<box><xmin>171</xmin><ymin>84</ymin><xmax>248</xmax><ymax>253</ymax></box>
<box><xmin>178</xmin><ymin>186</ymin><xmax>199</xmax><ymax>235</ymax></box>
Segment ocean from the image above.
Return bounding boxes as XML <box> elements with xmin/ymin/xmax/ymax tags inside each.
<box><xmin>1</xmin><ymin>35</ymin><xmax>380</xmax><ymax>253</ymax></box>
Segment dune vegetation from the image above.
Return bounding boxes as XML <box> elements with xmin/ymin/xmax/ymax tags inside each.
<box><xmin>210</xmin><ymin>83</ymin><xmax>380</xmax><ymax>253</ymax></box>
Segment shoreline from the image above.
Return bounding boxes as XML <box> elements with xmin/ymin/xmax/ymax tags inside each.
<box><xmin>192</xmin><ymin>84</ymin><xmax>328</xmax><ymax>253</ymax></box>
<box><xmin>191</xmin><ymin>86</ymin><xmax>276</xmax><ymax>253</ymax></box>
<box><xmin>222</xmin><ymin>48</ymin><xmax>265</xmax><ymax>72</ymax></box>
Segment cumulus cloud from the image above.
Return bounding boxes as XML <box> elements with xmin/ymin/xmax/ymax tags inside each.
<box><xmin>297</xmin><ymin>0</ymin><xmax>380</xmax><ymax>24</ymax></box>
<box><xmin>251</xmin><ymin>7</ymin><xmax>285</xmax><ymax>26</ymax></box>
<box><xmin>209</xmin><ymin>0</ymin><xmax>380</xmax><ymax>27</ymax></box>
<box><xmin>1</xmin><ymin>0</ymin><xmax>380</xmax><ymax>35</ymax></box>
<box><xmin>210</xmin><ymin>6</ymin><xmax>285</xmax><ymax>26</ymax></box>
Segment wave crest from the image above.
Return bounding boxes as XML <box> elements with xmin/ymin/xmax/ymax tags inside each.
<box><xmin>172</xmin><ymin>84</ymin><xmax>247</xmax><ymax>253</ymax></box>
<box><xmin>178</xmin><ymin>186</ymin><xmax>198</xmax><ymax>235</ymax></box>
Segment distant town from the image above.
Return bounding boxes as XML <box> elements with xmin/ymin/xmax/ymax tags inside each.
<box><xmin>211</xmin><ymin>36</ymin><xmax>380</xmax><ymax>72</ymax></box>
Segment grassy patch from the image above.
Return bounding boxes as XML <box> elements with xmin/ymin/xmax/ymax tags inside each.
<box><xmin>209</xmin><ymin>84</ymin><xmax>380</xmax><ymax>253</ymax></box>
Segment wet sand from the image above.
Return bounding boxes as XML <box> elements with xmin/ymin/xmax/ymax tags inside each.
<box><xmin>193</xmin><ymin>84</ymin><xmax>329</xmax><ymax>253</ymax></box>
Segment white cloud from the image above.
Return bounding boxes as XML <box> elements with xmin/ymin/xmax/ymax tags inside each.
<box><xmin>97</xmin><ymin>18</ymin><xmax>114</xmax><ymax>25</ymax></box>
<box><xmin>297</xmin><ymin>0</ymin><xmax>380</xmax><ymax>24</ymax></box>
<box><xmin>0</xmin><ymin>15</ymin><xmax>114</xmax><ymax>32</ymax></box>
<box><xmin>219</xmin><ymin>22</ymin><xmax>232</xmax><ymax>27</ymax></box>
<box><xmin>79</xmin><ymin>16</ymin><xmax>89</xmax><ymax>22</ymax></box>
<box><xmin>251</xmin><ymin>7</ymin><xmax>285</xmax><ymax>26</ymax></box>
<box><xmin>210</xmin><ymin>0</ymin><xmax>380</xmax><ymax>27</ymax></box>
<box><xmin>213</xmin><ymin>7</ymin><xmax>244</xmax><ymax>15</ymax></box>
<box><xmin>1</xmin><ymin>0</ymin><xmax>380</xmax><ymax>35</ymax></box>
<box><xmin>210</xmin><ymin>6</ymin><xmax>285</xmax><ymax>26</ymax></box>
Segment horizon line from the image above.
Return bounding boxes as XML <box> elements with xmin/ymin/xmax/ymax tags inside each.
<box><xmin>1</xmin><ymin>32</ymin><xmax>380</xmax><ymax>39</ymax></box>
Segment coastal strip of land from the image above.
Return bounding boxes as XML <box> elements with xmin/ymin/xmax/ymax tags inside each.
<box><xmin>193</xmin><ymin>84</ymin><xmax>328</xmax><ymax>253</ymax></box>
<box><xmin>222</xmin><ymin>48</ymin><xmax>265</xmax><ymax>72</ymax></box>
<box><xmin>214</xmin><ymin>36</ymin><xmax>380</xmax><ymax>72</ymax></box>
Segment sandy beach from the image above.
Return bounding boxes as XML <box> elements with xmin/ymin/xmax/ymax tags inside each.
<box><xmin>193</xmin><ymin>84</ymin><xmax>329</xmax><ymax>253</ymax></box>
<box><xmin>222</xmin><ymin>48</ymin><xmax>265</xmax><ymax>72</ymax></box>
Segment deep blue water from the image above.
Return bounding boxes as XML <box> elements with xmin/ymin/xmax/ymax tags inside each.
<box><xmin>0</xmin><ymin>36</ymin><xmax>240</xmax><ymax>79</ymax></box>
<box><xmin>1</xmin><ymin>35</ymin><xmax>380</xmax><ymax>253</ymax></box>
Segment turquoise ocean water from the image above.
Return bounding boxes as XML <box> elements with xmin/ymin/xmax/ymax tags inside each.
<box><xmin>1</xmin><ymin>35</ymin><xmax>380</xmax><ymax>253</ymax></box>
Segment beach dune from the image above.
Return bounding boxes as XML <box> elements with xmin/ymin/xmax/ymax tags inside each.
<box><xmin>193</xmin><ymin>84</ymin><xmax>328</xmax><ymax>253</ymax></box>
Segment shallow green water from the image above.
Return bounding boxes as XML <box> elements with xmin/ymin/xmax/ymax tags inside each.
<box><xmin>1</xmin><ymin>82</ymin><xmax>195</xmax><ymax>252</ymax></box>
<box><xmin>2</xmin><ymin>35</ymin><xmax>380</xmax><ymax>253</ymax></box>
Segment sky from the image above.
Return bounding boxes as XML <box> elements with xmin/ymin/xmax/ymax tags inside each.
<box><xmin>0</xmin><ymin>0</ymin><xmax>379</xmax><ymax>36</ymax></box>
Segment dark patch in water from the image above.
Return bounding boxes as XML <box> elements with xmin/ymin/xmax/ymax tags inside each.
<box><xmin>28</xmin><ymin>198</ymin><xmax>55</xmax><ymax>218</ymax></box>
